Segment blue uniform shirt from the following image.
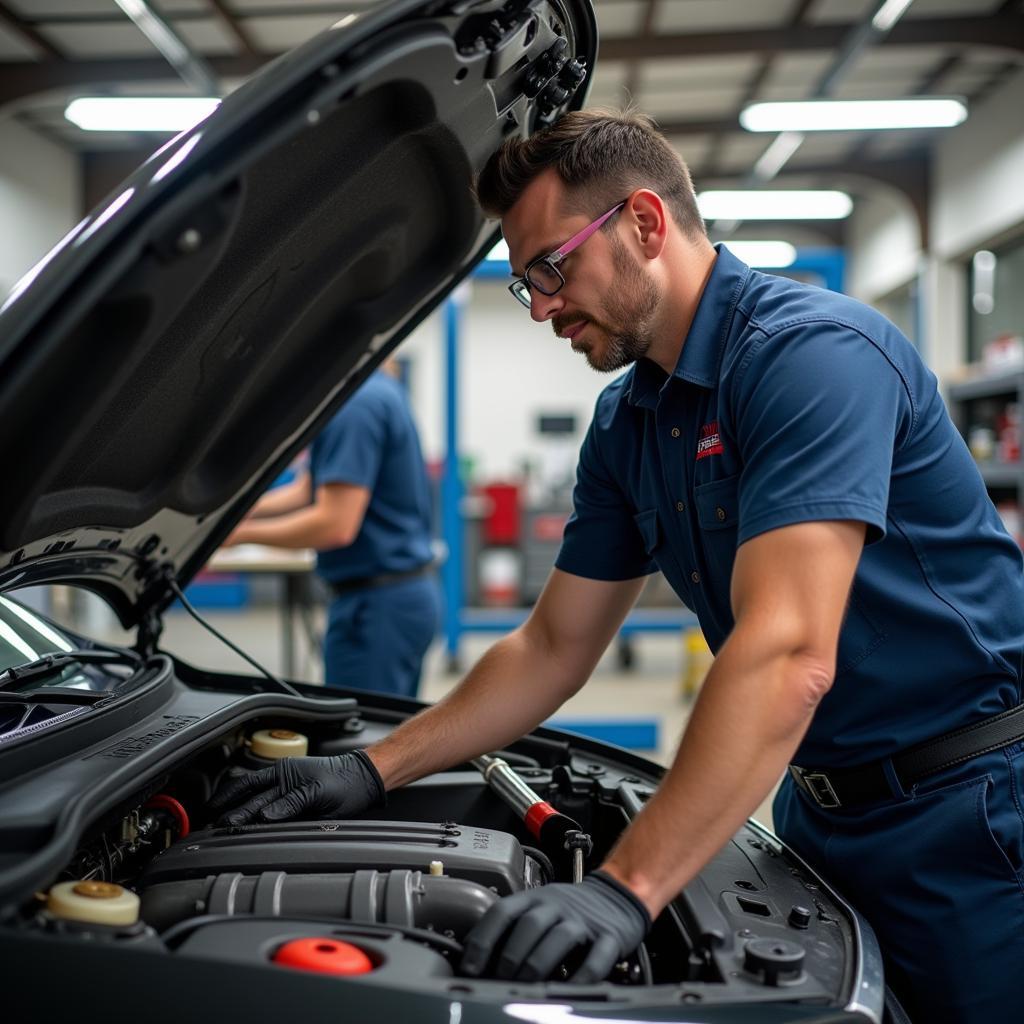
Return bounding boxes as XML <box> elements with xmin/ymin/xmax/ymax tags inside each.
<box><xmin>556</xmin><ymin>244</ymin><xmax>1024</xmax><ymax>766</ymax></box>
<box><xmin>311</xmin><ymin>371</ymin><xmax>433</xmax><ymax>584</ymax></box>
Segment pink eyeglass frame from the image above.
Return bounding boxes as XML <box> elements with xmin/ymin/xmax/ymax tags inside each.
<box><xmin>509</xmin><ymin>200</ymin><xmax>626</xmax><ymax>307</ymax></box>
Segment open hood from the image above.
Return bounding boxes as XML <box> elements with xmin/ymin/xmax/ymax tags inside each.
<box><xmin>0</xmin><ymin>0</ymin><xmax>597</xmax><ymax>628</ymax></box>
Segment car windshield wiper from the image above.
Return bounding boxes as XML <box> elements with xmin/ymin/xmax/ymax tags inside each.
<box><xmin>0</xmin><ymin>687</ymin><xmax>112</xmax><ymax>706</ymax></box>
<box><xmin>0</xmin><ymin>649</ymin><xmax>143</xmax><ymax>692</ymax></box>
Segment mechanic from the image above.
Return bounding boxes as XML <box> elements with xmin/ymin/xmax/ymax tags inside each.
<box><xmin>223</xmin><ymin>360</ymin><xmax>439</xmax><ymax>697</ymax></box>
<box><xmin>211</xmin><ymin>111</ymin><xmax>1024</xmax><ymax>1022</ymax></box>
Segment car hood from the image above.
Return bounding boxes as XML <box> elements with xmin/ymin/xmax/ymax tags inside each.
<box><xmin>0</xmin><ymin>0</ymin><xmax>596</xmax><ymax>628</ymax></box>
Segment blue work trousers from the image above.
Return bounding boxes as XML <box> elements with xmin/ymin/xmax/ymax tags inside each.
<box><xmin>773</xmin><ymin>742</ymin><xmax>1024</xmax><ymax>1023</ymax></box>
<box><xmin>322</xmin><ymin>576</ymin><xmax>440</xmax><ymax>698</ymax></box>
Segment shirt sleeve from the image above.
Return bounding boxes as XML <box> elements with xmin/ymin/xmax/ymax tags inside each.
<box><xmin>555</xmin><ymin>407</ymin><xmax>657</xmax><ymax>581</ymax></box>
<box><xmin>312</xmin><ymin>392</ymin><xmax>387</xmax><ymax>490</ymax></box>
<box><xmin>731</xmin><ymin>320</ymin><xmax>915</xmax><ymax>547</ymax></box>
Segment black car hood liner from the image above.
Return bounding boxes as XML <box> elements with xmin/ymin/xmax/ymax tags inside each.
<box><xmin>0</xmin><ymin>0</ymin><xmax>597</xmax><ymax>625</ymax></box>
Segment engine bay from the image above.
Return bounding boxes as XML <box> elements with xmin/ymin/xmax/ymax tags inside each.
<box><xmin>3</xmin><ymin>700</ymin><xmax>872</xmax><ymax>1014</ymax></box>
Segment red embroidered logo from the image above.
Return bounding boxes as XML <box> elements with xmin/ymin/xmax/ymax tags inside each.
<box><xmin>696</xmin><ymin>420</ymin><xmax>724</xmax><ymax>461</ymax></box>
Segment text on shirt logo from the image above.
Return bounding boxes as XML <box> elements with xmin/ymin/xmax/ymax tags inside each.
<box><xmin>696</xmin><ymin>421</ymin><xmax>724</xmax><ymax>461</ymax></box>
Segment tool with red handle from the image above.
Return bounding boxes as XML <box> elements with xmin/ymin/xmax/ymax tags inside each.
<box><xmin>472</xmin><ymin>754</ymin><xmax>592</xmax><ymax>881</ymax></box>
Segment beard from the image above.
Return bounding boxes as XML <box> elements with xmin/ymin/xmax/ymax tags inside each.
<box><xmin>554</xmin><ymin>235</ymin><xmax>660</xmax><ymax>373</ymax></box>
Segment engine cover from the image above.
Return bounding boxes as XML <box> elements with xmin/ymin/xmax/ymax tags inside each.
<box><xmin>140</xmin><ymin>821</ymin><xmax>536</xmax><ymax>894</ymax></box>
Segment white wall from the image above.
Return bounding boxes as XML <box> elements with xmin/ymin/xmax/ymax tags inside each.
<box><xmin>846</xmin><ymin>186</ymin><xmax>920</xmax><ymax>304</ymax></box>
<box><xmin>398</xmin><ymin>279</ymin><xmax>610</xmax><ymax>485</ymax></box>
<box><xmin>460</xmin><ymin>281</ymin><xmax>609</xmax><ymax>482</ymax></box>
<box><xmin>932</xmin><ymin>67</ymin><xmax>1024</xmax><ymax>261</ymax></box>
<box><xmin>0</xmin><ymin>118</ymin><xmax>80</xmax><ymax>296</ymax></box>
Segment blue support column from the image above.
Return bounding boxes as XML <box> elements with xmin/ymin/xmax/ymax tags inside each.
<box><xmin>441</xmin><ymin>295</ymin><xmax>464</xmax><ymax>669</ymax></box>
<box><xmin>789</xmin><ymin>247</ymin><xmax>846</xmax><ymax>293</ymax></box>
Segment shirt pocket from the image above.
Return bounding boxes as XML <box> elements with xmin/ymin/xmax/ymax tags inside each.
<box><xmin>837</xmin><ymin>582</ymin><xmax>887</xmax><ymax>673</ymax></box>
<box><xmin>632</xmin><ymin>508</ymin><xmax>660</xmax><ymax>556</ymax></box>
<box><xmin>694</xmin><ymin>475</ymin><xmax>739</xmax><ymax>582</ymax></box>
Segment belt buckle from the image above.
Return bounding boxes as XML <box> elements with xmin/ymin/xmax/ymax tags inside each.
<box><xmin>791</xmin><ymin>766</ymin><xmax>842</xmax><ymax>809</ymax></box>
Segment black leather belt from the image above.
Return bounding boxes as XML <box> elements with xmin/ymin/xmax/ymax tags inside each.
<box><xmin>328</xmin><ymin>563</ymin><xmax>432</xmax><ymax>597</ymax></box>
<box><xmin>789</xmin><ymin>702</ymin><xmax>1024</xmax><ymax>809</ymax></box>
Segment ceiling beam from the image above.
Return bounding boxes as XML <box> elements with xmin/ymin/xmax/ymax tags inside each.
<box><xmin>15</xmin><ymin>4</ymin><xmax>362</xmax><ymax>25</ymax></box>
<box><xmin>699</xmin><ymin>0</ymin><xmax>816</xmax><ymax>182</ymax></box>
<box><xmin>651</xmin><ymin>116</ymin><xmax>742</xmax><ymax>137</ymax></box>
<box><xmin>0</xmin><ymin>1</ymin><xmax>64</xmax><ymax>60</ymax></box>
<box><xmin>781</xmin><ymin>151</ymin><xmax>931</xmax><ymax>250</ymax></box>
<box><xmin>698</xmin><ymin>151</ymin><xmax>930</xmax><ymax>250</ymax></box>
<box><xmin>842</xmin><ymin>49</ymin><xmax>963</xmax><ymax>167</ymax></box>
<box><xmin>600</xmin><ymin>16</ymin><xmax>1024</xmax><ymax>60</ymax></box>
<box><xmin>622</xmin><ymin>1</ymin><xmax>659</xmax><ymax>106</ymax></box>
<box><xmin>0</xmin><ymin>55</ymin><xmax>265</xmax><ymax>109</ymax></box>
<box><xmin>113</xmin><ymin>0</ymin><xmax>219</xmax><ymax>95</ymax></box>
<box><xmin>205</xmin><ymin>0</ymin><xmax>260</xmax><ymax>58</ymax></box>
<box><xmin>1</xmin><ymin>14</ymin><xmax>1019</xmax><ymax>110</ymax></box>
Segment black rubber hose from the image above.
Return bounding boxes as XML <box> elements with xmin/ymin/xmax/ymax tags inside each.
<box><xmin>521</xmin><ymin>845</ymin><xmax>555</xmax><ymax>883</ymax></box>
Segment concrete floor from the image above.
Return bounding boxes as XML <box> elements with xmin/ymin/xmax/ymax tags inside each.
<box><xmin>85</xmin><ymin>599</ymin><xmax>777</xmax><ymax>828</ymax></box>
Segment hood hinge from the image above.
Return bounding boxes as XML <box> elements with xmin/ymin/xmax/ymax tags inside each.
<box><xmin>135</xmin><ymin>604</ymin><xmax>164</xmax><ymax>658</ymax></box>
<box><xmin>134</xmin><ymin>564</ymin><xmax>171</xmax><ymax>657</ymax></box>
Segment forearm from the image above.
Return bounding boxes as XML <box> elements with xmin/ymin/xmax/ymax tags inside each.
<box><xmin>367</xmin><ymin>626</ymin><xmax>590</xmax><ymax>789</ymax></box>
<box><xmin>249</xmin><ymin>475</ymin><xmax>311</xmax><ymax>517</ymax></box>
<box><xmin>601</xmin><ymin>629</ymin><xmax>831</xmax><ymax>917</ymax></box>
<box><xmin>231</xmin><ymin>505</ymin><xmax>349</xmax><ymax>550</ymax></box>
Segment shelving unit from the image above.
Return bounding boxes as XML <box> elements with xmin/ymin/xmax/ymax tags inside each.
<box><xmin>946</xmin><ymin>370</ymin><xmax>1024</xmax><ymax>535</ymax></box>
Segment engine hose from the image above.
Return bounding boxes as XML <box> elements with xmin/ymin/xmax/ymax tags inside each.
<box><xmin>636</xmin><ymin>941</ymin><xmax>653</xmax><ymax>984</ymax></box>
<box><xmin>521</xmin><ymin>845</ymin><xmax>556</xmax><ymax>883</ymax></box>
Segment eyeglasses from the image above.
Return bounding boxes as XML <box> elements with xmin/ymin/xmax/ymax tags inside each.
<box><xmin>508</xmin><ymin>201</ymin><xmax>625</xmax><ymax>309</ymax></box>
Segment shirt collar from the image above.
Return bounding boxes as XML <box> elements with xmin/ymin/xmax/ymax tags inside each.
<box><xmin>627</xmin><ymin>244</ymin><xmax>750</xmax><ymax>409</ymax></box>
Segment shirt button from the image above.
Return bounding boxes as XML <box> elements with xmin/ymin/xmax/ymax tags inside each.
<box><xmin>691</xmin><ymin>571</ymin><xmax>701</xmax><ymax>584</ymax></box>
<box><xmin>670</xmin><ymin>427</ymin><xmax>681</xmax><ymax>438</ymax></box>
<box><xmin>676</xmin><ymin>501</ymin><xmax>685</xmax><ymax>512</ymax></box>
<box><xmin>716</xmin><ymin>507</ymin><xmax>727</xmax><ymax>522</ymax></box>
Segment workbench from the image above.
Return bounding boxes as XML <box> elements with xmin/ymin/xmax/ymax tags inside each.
<box><xmin>207</xmin><ymin>544</ymin><xmax>320</xmax><ymax>680</ymax></box>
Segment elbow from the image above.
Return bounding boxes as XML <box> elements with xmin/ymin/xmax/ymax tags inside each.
<box><xmin>753</xmin><ymin>642</ymin><xmax>835</xmax><ymax>741</ymax></box>
<box><xmin>788</xmin><ymin>650</ymin><xmax>835</xmax><ymax>718</ymax></box>
<box><xmin>323</xmin><ymin>525</ymin><xmax>358</xmax><ymax>549</ymax></box>
<box><xmin>799</xmin><ymin>657</ymin><xmax>834</xmax><ymax>711</ymax></box>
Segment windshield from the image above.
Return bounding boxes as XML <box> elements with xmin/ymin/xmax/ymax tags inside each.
<box><xmin>0</xmin><ymin>596</ymin><xmax>131</xmax><ymax>693</ymax></box>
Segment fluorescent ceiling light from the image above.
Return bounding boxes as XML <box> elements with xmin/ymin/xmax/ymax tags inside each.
<box><xmin>872</xmin><ymin>0</ymin><xmax>915</xmax><ymax>32</ymax></box>
<box><xmin>741</xmin><ymin>98</ymin><xmax>966</xmax><ymax>132</ymax></box>
<box><xmin>723</xmin><ymin>241</ymin><xmax>797</xmax><ymax>268</ymax></box>
<box><xmin>698</xmin><ymin>191</ymin><xmax>853</xmax><ymax>221</ymax></box>
<box><xmin>65</xmin><ymin>96</ymin><xmax>220</xmax><ymax>132</ymax></box>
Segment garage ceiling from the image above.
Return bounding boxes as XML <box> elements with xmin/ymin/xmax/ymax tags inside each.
<box><xmin>0</xmin><ymin>0</ymin><xmax>1021</xmax><ymax>234</ymax></box>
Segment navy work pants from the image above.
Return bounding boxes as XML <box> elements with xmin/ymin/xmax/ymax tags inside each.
<box><xmin>773</xmin><ymin>742</ymin><xmax>1024</xmax><ymax>1023</ymax></box>
<box><xmin>322</xmin><ymin>575</ymin><xmax>440</xmax><ymax>698</ymax></box>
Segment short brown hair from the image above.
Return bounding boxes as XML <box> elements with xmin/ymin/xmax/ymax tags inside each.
<box><xmin>476</xmin><ymin>109</ymin><xmax>706</xmax><ymax>239</ymax></box>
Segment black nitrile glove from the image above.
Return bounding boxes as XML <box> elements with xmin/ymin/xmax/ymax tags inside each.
<box><xmin>460</xmin><ymin>870</ymin><xmax>651</xmax><ymax>983</ymax></box>
<box><xmin>208</xmin><ymin>749</ymin><xmax>385</xmax><ymax>826</ymax></box>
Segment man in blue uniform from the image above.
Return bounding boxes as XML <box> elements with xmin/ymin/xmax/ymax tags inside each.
<box><xmin>211</xmin><ymin>113</ymin><xmax>1024</xmax><ymax>1021</ymax></box>
<box><xmin>225</xmin><ymin>363</ymin><xmax>438</xmax><ymax>696</ymax></box>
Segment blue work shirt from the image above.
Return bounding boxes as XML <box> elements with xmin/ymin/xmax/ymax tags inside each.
<box><xmin>556</xmin><ymin>244</ymin><xmax>1024</xmax><ymax>767</ymax></box>
<box><xmin>311</xmin><ymin>371</ymin><xmax>433</xmax><ymax>584</ymax></box>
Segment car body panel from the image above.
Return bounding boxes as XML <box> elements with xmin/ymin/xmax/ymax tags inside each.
<box><xmin>0</xmin><ymin>0</ymin><xmax>597</xmax><ymax>627</ymax></box>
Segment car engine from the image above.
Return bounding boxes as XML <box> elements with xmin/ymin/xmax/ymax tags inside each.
<box><xmin>9</xmin><ymin>708</ymin><xmax>874</xmax><ymax>1016</ymax></box>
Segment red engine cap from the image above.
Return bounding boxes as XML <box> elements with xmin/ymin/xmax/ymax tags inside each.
<box><xmin>272</xmin><ymin>937</ymin><xmax>374</xmax><ymax>975</ymax></box>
